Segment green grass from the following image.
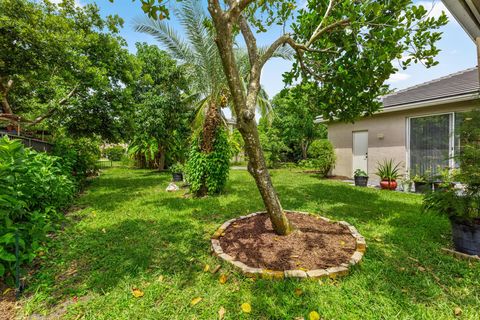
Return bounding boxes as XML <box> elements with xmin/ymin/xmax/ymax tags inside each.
<box><xmin>22</xmin><ymin>168</ymin><xmax>480</xmax><ymax>319</ymax></box>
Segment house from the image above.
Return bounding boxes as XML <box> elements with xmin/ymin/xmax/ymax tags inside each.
<box><xmin>319</xmin><ymin>0</ymin><xmax>480</xmax><ymax>181</ymax></box>
<box><xmin>322</xmin><ymin>68</ymin><xmax>479</xmax><ymax>181</ymax></box>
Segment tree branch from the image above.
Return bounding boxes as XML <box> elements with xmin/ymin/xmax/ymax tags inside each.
<box><xmin>225</xmin><ymin>0</ymin><xmax>256</xmax><ymax>21</ymax></box>
<box><xmin>307</xmin><ymin>18</ymin><xmax>350</xmax><ymax>47</ymax></box>
<box><xmin>306</xmin><ymin>0</ymin><xmax>336</xmax><ymax>47</ymax></box>
<box><xmin>0</xmin><ymin>77</ymin><xmax>14</xmax><ymax>114</ymax></box>
<box><xmin>238</xmin><ymin>14</ymin><xmax>258</xmax><ymax>68</ymax></box>
<box><xmin>29</xmin><ymin>85</ymin><xmax>78</xmax><ymax>126</ymax></box>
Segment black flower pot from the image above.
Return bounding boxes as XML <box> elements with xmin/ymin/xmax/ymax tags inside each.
<box><xmin>450</xmin><ymin>218</ymin><xmax>480</xmax><ymax>256</ymax></box>
<box><xmin>354</xmin><ymin>176</ymin><xmax>368</xmax><ymax>187</ymax></box>
<box><xmin>414</xmin><ymin>181</ymin><xmax>431</xmax><ymax>194</ymax></box>
<box><xmin>172</xmin><ymin>172</ymin><xmax>183</xmax><ymax>182</ymax></box>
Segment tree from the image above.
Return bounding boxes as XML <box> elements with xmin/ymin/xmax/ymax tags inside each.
<box><xmin>128</xmin><ymin>43</ymin><xmax>191</xmax><ymax>170</ymax></box>
<box><xmin>123</xmin><ymin>0</ymin><xmax>447</xmax><ymax>235</ymax></box>
<box><xmin>269</xmin><ymin>84</ymin><xmax>327</xmax><ymax>161</ymax></box>
<box><xmin>0</xmin><ymin>0</ymin><xmax>138</xmax><ymax>141</ymax></box>
<box><xmin>134</xmin><ymin>0</ymin><xmax>283</xmax><ymax>195</ymax></box>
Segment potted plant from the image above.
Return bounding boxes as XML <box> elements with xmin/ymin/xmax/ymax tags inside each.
<box><xmin>432</xmin><ymin>167</ymin><xmax>456</xmax><ymax>192</ymax></box>
<box><xmin>353</xmin><ymin>169</ymin><xmax>368</xmax><ymax>187</ymax></box>
<box><xmin>170</xmin><ymin>162</ymin><xmax>184</xmax><ymax>182</ymax></box>
<box><xmin>412</xmin><ymin>173</ymin><xmax>431</xmax><ymax>194</ymax></box>
<box><xmin>375</xmin><ymin>159</ymin><xmax>402</xmax><ymax>190</ymax></box>
<box><xmin>423</xmin><ymin>109</ymin><xmax>480</xmax><ymax>255</ymax></box>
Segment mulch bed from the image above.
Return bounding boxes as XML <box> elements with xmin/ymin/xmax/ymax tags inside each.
<box><xmin>0</xmin><ymin>283</ymin><xmax>17</xmax><ymax>320</ymax></box>
<box><xmin>219</xmin><ymin>212</ymin><xmax>356</xmax><ymax>270</ymax></box>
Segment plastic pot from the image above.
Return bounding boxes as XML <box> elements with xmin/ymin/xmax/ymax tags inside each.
<box><xmin>172</xmin><ymin>172</ymin><xmax>183</xmax><ymax>182</ymax></box>
<box><xmin>354</xmin><ymin>176</ymin><xmax>368</xmax><ymax>187</ymax></box>
<box><xmin>450</xmin><ymin>218</ymin><xmax>480</xmax><ymax>256</ymax></box>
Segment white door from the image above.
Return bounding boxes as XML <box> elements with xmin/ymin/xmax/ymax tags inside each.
<box><xmin>353</xmin><ymin>131</ymin><xmax>368</xmax><ymax>176</ymax></box>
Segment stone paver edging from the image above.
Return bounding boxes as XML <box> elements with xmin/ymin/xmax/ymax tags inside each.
<box><xmin>211</xmin><ymin>211</ymin><xmax>366</xmax><ymax>279</ymax></box>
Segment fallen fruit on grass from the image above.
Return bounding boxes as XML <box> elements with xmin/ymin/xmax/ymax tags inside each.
<box><xmin>191</xmin><ymin>297</ymin><xmax>202</xmax><ymax>306</ymax></box>
<box><xmin>241</xmin><ymin>302</ymin><xmax>252</xmax><ymax>313</ymax></box>
<box><xmin>308</xmin><ymin>311</ymin><xmax>320</xmax><ymax>320</ymax></box>
<box><xmin>132</xmin><ymin>288</ymin><xmax>144</xmax><ymax>298</ymax></box>
<box><xmin>204</xmin><ymin>264</ymin><xmax>210</xmax><ymax>272</ymax></box>
<box><xmin>219</xmin><ymin>274</ymin><xmax>228</xmax><ymax>284</ymax></box>
<box><xmin>294</xmin><ymin>288</ymin><xmax>303</xmax><ymax>296</ymax></box>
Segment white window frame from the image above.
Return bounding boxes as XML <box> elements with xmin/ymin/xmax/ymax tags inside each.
<box><xmin>405</xmin><ymin>112</ymin><xmax>455</xmax><ymax>178</ymax></box>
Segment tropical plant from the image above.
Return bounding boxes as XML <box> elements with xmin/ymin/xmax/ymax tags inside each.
<box><xmin>134</xmin><ymin>0</ymin><xmax>289</xmax><ymax>194</ymax></box>
<box><xmin>354</xmin><ymin>169</ymin><xmax>368</xmax><ymax>177</ymax></box>
<box><xmin>376</xmin><ymin>159</ymin><xmax>402</xmax><ymax>182</ymax></box>
<box><xmin>169</xmin><ymin>162</ymin><xmax>184</xmax><ymax>174</ymax></box>
<box><xmin>269</xmin><ymin>84</ymin><xmax>327</xmax><ymax>160</ymax></box>
<box><xmin>185</xmin><ymin>127</ymin><xmax>231</xmax><ymax>196</ymax></box>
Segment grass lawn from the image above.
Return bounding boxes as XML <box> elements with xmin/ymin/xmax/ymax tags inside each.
<box><xmin>21</xmin><ymin>167</ymin><xmax>480</xmax><ymax>319</ymax></box>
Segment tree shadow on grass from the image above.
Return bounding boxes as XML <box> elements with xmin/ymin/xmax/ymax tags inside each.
<box><xmin>27</xmin><ymin>217</ymin><xmax>206</xmax><ymax>307</ymax></box>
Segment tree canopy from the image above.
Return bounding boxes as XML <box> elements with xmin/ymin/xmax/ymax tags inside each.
<box><xmin>0</xmin><ymin>0</ymin><xmax>138</xmax><ymax>141</ymax></box>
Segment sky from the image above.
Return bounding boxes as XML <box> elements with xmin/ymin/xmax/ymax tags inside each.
<box><xmin>69</xmin><ymin>0</ymin><xmax>476</xmax><ymax>98</ymax></box>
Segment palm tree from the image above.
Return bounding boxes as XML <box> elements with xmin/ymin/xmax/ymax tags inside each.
<box><xmin>134</xmin><ymin>0</ymin><xmax>290</xmax><ymax>139</ymax></box>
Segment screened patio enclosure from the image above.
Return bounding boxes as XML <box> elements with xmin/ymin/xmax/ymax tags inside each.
<box><xmin>407</xmin><ymin>112</ymin><xmax>462</xmax><ymax>177</ymax></box>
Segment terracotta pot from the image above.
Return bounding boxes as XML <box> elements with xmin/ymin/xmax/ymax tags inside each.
<box><xmin>380</xmin><ymin>180</ymin><xmax>397</xmax><ymax>190</ymax></box>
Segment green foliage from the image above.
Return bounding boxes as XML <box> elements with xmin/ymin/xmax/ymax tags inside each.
<box><xmin>354</xmin><ymin>169</ymin><xmax>368</xmax><ymax>178</ymax></box>
<box><xmin>0</xmin><ymin>0</ymin><xmax>138</xmax><ymax>140</ymax></box>
<box><xmin>289</xmin><ymin>0</ymin><xmax>448</xmax><ymax>122</ymax></box>
<box><xmin>299</xmin><ymin>139</ymin><xmax>335</xmax><ymax>177</ymax></box>
<box><xmin>129</xmin><ymin>44</ymin><xmax>192</xmax><ymax>169</ymax></box>
<box><xmin>53</xmin><ymin>135</ymin><xmax>101</xmax><ymax>181</ymax></box>
<box><xmin>457</xmin><ymin>108</ymin><xmax>480</xmax><ymax>188</ymax></box>
<box><xmin>0</xmin><ymin>136</ymin><xmax>77</xmax><ymax>280</ymax></box>
<box><xmin>169</xmin><ymin>162</ymin><xmax>184</xmax><ymax>174</ymax></box>
<box><xmin>268</xmin><ymin>84</ymin><xmax>327</xmax><ymax>161</ymax></box>
<box><xmin>104</xmin><ymin>146</ymin><xmax>125</xmax><ymax>161</ymax></box>
<box><xmin>423</xmin><ymin>109</ymin><xmax>480</xmax><ymax>221</ymax></box>
<box><xmin>376</xmin><ymin>159</ymin><xmax>402</xmax><ymax>181</ymax></box>
<box><xmin>185</xmin><ymin>128</ymin><xmax>231</xmax><ymax>195</ymax></box>
<box><xmin>259</xmin><ymin>117</ymin><xmax>289</xmax><ymax>168</ymax></box>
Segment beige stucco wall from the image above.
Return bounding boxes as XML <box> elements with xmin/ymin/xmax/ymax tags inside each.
<box><xmin>327</xmin><ymin>99</ymin><xmax>478</xmax><ymax>180</ymax></box>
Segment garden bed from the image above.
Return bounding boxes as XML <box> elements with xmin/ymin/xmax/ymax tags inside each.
<box><xmin>212</xmin><ymin>211</ymin><xmax>365</xmax><ymax>279</ymax></box>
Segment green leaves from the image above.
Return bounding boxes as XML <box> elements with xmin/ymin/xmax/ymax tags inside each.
<box><xmin>185</xmin><ymin>127</ymin><xmax>231</xmax><ymax>196</ymax></box>
<box><xmin>289</xmin><ymin>0</ymin><xmax>448</xmax><ymax>123</ymax></box>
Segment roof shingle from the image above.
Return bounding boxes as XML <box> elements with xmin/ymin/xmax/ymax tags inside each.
<box><xmin>382</xmin><ymin>67</ymin><xmax>479</xmax><ymax>108</ymax></box>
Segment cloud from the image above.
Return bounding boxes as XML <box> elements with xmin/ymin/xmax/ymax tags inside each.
<box><xmin>416</xmin><ymin>1</ymin><xmax>453</xmax><ymax>20</ymax></box>
<box><xmin>387</xmin><ymin>72</ymin><xmax>411</xmax><ymax>83</ymax></box>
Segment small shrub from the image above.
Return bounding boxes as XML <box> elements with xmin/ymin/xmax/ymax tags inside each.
<box><xmin>53</xmin><ymin>135</ymin><xmax>101</xmax><ymax>180</ymax></box>
<box><xmin>306</xmin><ymin>139</ymin><xmax>336</xmax><ymax>177</ymax></box>
<box><xmin>104</xmin><ymin>146</ymin><xmax>125</xmax><ymax>161</ymax></box>
<box><xmin>185</xmin><ymin>128</ymin><xmax>231</xmax><ymax>196</ymax></box>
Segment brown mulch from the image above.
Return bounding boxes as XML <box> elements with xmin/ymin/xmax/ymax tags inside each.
<box><xmin>219</xmin><ymin>212</ymin><xmax>356</xmax><ymax>270</ymax></box>
<box><xmin>0</xmin><ymin>283</ymin><xmax>17</xmax><ymax>320</ymax></box>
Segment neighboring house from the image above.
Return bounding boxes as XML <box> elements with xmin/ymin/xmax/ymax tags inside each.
<box><xmin>321</xmin><ymin>68</ymin><xmax>479</xmax><ymax>180</ymax></box>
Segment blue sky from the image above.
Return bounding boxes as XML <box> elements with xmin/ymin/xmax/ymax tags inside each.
<box><xmin>71</xmin><ymin>0</ymin><xmax>476</xmax><ymax>98</ymax></box>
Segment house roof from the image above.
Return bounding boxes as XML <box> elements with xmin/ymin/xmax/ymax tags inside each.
<box><xmin>382</xmin><ymin>67</ymin><xmax>479</xmax><ymax>108</ymax></box>
<box><xmin>442</xmin><ymin>0</ymin><xmax>480</xmax><ymax>41</ymax></box>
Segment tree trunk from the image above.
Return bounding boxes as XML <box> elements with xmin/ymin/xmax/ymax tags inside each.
<box><xmin>208</xmin><ymin>2</ymin><xmax>292</xmax><ymax>235</ymax></box>
<box><xmin>157</xmin><ymin>145</ymin><xmax>165</xmax><ymax>170</ymax></box>
<box><xmin>301</xmin><ymin>140</ymin><xmax>308</xmax><ymax>160</ymax></box>
<box><xmin>238</xmin><ymin>117</ymin><xmax>293</xmax><ymax>235</ymax></box>
<box><xmin>196</xmin><ymin>99</ymin><xmax>221</xmax><ymax>197</ymax></box>
<box><xmin>201</xmin><ymin>100</ymin><xmax>221</xmax><ymax>153</ymax></box>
